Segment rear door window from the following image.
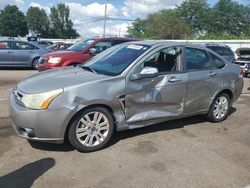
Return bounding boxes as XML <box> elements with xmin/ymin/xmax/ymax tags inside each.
<box><xmin>92</xmin><ymin>41</ymin><xmax>112</xmax><ymax>54</ymax></box>
<box><xmin>209</xmin><ymin>53</ymin><xmax>225</xmax><ymax>69</ymax></box>
<box><xmin>13</xmin><ymin>42</ymin><xmax>38</xmax><ymax>50</ymax></box>
<box><xmin>185</xmin><ymin>47</ymin><xmax>211</xmax><ymax>71</ymax></box>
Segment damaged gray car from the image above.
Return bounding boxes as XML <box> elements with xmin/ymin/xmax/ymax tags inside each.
<box><xmin>9</xmin><ymin>41</ymin><xmax>244</xmax><ymax>152</ymax></box>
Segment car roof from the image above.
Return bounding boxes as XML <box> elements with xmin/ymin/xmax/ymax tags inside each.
<box><xmin>127</xmin><ymin>40</ymin><xmax>206</xmax><ymax>49</ymax></box>
<box><xmin>0</xmin><ymin>39</ymin><xmax>32</xmax><ymax>43</ymax></box>
<box><xmin>85</xmin><ymin>37</ymin><xmax>139</xmax><ymax>41</ymax></box>
<box><xmin>205</xmin><ymin>43</ymin><xmax>231</xmax><ymax>48</ymax></box>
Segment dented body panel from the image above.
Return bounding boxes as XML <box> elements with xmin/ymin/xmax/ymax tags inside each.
<box><xmin>125</xmin><ymin>73</ymin><xmax>187</xmax><ymax>126</ymax></box>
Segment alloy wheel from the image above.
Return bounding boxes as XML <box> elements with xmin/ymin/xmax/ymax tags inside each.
<box><xmin>213</xmin><ymin>96</ymin><xmax>229</xmax><ymax>120</ymax></box>
<box><xmin>76</xmin><ymin>111</ymin><xmax>110</xmax><ymax>147</ymax></box>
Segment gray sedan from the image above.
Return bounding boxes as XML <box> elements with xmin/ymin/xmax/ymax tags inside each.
<box><xmin>9</xmin><ymin>41</ymin><xmax>244</xmax><ymax>152</ymax></box>
<box><xmin>0</xmin><ymin>40</ymin><xmax>50</xmax><ymax>69</ymax></box>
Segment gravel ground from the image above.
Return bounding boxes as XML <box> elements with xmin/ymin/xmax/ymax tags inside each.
<box><xmin>0</xmin><ymin>70</ymin><xmax>249</xmax><ymax>188</ymax></box>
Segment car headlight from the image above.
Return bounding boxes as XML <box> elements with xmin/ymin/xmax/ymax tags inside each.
<box><xmin>21</xmin><ymin>89</ymin><xmax>63</xmax><ymax>110</ymax></box>
<box><xmin>48</xmin><ymin>57</ymin><xmax>61</xmax><ymax>64</ymax></box>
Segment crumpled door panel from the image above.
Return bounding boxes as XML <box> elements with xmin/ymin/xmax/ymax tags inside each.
<box><xmin>125</xmin><ymin>74</ymin><xmax>187</xmax><ymax>125</ymax></box>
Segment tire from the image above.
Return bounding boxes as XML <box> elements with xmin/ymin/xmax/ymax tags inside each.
<box><xmin>68</xmin><ymin>107</ymin><xmax>114</xmax><ymax>152</ymax></box>
<box><xmin>32</xmin><ymin>58</ymin><xmax>39</xmax><ymax>70</ymax></box>
<box><xmin>207</xmin><ymin>93</ymin><xmax>231</xmax><ymax>122</ymax></box>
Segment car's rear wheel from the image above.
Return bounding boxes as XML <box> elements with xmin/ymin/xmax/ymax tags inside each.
<box><xmin>68</xmin><ymin>107</ymin><xmax>114</xmax><ymax>152</ymax></box>
<box><xmin>207</xmin><ymin>93</ymin><xmax>230</xmax><ymax>122</ymax></box>
<box><xmin>32</xmin><ymin>58</ymin><xmax>39</xmax><ymax>70</ymax></box>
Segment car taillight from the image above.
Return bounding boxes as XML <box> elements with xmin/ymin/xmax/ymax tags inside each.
<box><xmin>239</xmin><ymin>67</ymin><xmax>244</xmax><ymax>78</ymax></box>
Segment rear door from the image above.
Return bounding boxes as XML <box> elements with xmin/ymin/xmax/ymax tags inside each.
<box><xmin>12</xmin><ymin>41</ymin><xmax>38</xmax><ymax>66</ymax></box>
<box><xmin>184</xmin><ymin>47</ymin><xmax>222</xmax><ymax>115</ymax></box>
<box><xmin>0</xmin><ymin>41</ymin><xmax>14</xmax><ymax>65</ymax></box>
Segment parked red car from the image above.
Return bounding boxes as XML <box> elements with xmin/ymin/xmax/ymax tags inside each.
<box><xmin>38</xmin><ymin>37</ymin><xmax>138</xmax><ymax>71</ymax></box>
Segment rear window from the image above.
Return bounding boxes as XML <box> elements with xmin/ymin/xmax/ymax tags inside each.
<box><xmin>68</xmin><ymin>39</ymin><xmax>95</xmax><ymax>52</ymax></box>
<box><xmin>207</xmin><ymin>46</ymin><xmax>233</xmax><ymax>56</ymax></box>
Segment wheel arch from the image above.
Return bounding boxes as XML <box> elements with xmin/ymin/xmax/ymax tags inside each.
<box><xmin>64</xmin><ymin>104</ymin><xmax>116</xmax><ymax>141</ymax></box>
<box><xmin>216</xmin><ymin>89</ymin><xmax>233</xmax><ymax>101</ymax></box>
<box><xmin>210</xmin><ymin>88</ymin><xmax>234</xmax><ymax>108</ymax></box>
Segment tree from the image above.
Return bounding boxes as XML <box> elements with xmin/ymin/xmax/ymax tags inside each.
<box><xmin>205</xmin><ymin>0</ymin><xmax>250</xmax><ymax>37</ymax></box>
<box><xmin>127</xmin><ymin>9</ymin><xmax>190</xmax><ymax>39</ymax></box>
<box><xmin>26</xmin><ymin>7</ymin><xmax>50</xmax><ymax>38</ymax></box>
<box><xmin>50</xmin><ymin>3</ymin><xmax>79</xmax><ymax>39</ymax></box>
<box><xmin>0</xmin><ymin>5</ymin><xmax>28</xmax><ymax>37</ymax></box>
<box><xmin>127</xmin><ymin>18</ymin><xmax>148</xmax><ymax>38</ymax></box>
<box><xmin>177</xmin><ymin>0</ymin><xmax>209</xmax><ymax>36</ymax></box>
<box><xmin>146</xmin><ymin>9</ymin><xmax>190</xmax><ymax>39</ymax></box>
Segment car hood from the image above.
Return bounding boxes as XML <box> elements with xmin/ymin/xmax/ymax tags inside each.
<box><xmin>43</xmin><ymin>50</ymin><xmax>80</xmax><ymax>58</ymax></box>
<box><xmin>17</xmin><ymin>66</ymin><xmax>110</xmax><ymax>93</ymax></box>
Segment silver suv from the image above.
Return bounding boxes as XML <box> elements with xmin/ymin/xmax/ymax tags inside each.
<box><xmin>9</xmin><ymin>41</ymin><xmax>244</xmax><ymax>152</ymax></box>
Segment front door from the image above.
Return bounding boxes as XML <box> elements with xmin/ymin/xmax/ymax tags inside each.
<box><xmin>125</xmin><ymin>46</ymin><xmax>187</xmax><ymax>126</ymax></box>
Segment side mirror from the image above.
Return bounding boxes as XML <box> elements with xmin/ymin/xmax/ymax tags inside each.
<box><xmin>89</xmin><ymin>48</ymin><xmax>97</xmax><ymax>56</ymax></box>
<box><xmin>130</xmin><ymin>67</ymin><xmax>158</xmax><ymax>81</ymax></box>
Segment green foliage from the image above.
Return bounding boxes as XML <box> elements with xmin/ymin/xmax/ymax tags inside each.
<box><xmin>127</xmin><ymin>18</ymin><xmax>148</xmax><ymax>38</ymax></box>
<box><xmin>177</xmin><ymin>0</ymin><xmax>209</xmax><ymax>35</ymax></box>
<box><xmin>49</xmin><ymin>3</ymin><xmax>79</xmax><ymax>39</ymax></box>
<box><xmin>26</xmin><ymin>7</ymin><xmax>50</xmax><ymax>38</ymax></box>
<box><xmin>0</xmin><ymin>5</ymin><xmax>28</xmax><ymax>37</ymax></box>
<box><xmin>128</xmin><ymin>0</ymin><xmax>250</xmax><ymax>40</ymax></box>
<box><xmin>127</xmin><ymin>9</ymin><xmax>190</xmax><ymax>39</ymax></box>
<box><xmin>206</xmin><ymin>0</ymin><xmax>250</xmax><ymax>36</ymax></box>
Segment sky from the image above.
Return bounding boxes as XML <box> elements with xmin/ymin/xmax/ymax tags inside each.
<box><xmin>0</xmin><ymin>0</ymin><xmax>249</xmax><ymax>37</ymax></box>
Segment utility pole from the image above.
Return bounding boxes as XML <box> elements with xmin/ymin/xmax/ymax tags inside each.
<box><xmin>103</xmin><ymin>0</ymin><xmax>108</xmax><ymax>37</ymax></box>
<box><xmin>118</xmin><ymin>28</ymin><xmax>121</xmax><ymax>37</ymax></box>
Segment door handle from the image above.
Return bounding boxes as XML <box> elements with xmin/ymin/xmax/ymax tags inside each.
<box><xmin>8</xmin><ymin>51</ymin><xmax>13</xmax><ymax>54</ymax></box>
<box><xmin>208</xmin><ymin>71</ymin><xmax>217</xmax><ymax>77</ymax></box>
<box><xmin>30</xmin><ymin>51</ymin><xmax>35</xmax><ymax>53</ymax></box>
<box><xmin>168</xmin><ymin>77</ymin><xmax>182</xmax><ymax>83</ymax></box>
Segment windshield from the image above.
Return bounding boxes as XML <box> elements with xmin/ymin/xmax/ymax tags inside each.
<box><xmin>68</xmin><ymin>39</ymin><xmax>95</xmax><ymax>52</ymax></box>
<box><xmin>83</xmin><ymin>43</ymin><xmax>150</xmax><ymax>76</ymax></box>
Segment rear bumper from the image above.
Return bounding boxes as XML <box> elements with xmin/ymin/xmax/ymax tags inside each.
<box><xmin>233</xmin><ymin>78</ymin><xmax>244</xmax><ymax>102</ymax></box>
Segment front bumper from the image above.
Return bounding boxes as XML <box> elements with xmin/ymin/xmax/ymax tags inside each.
<box><xmin>9</xmin><ymin>93</ymin><xmax>73</xmax><ymax>144</ymax></box>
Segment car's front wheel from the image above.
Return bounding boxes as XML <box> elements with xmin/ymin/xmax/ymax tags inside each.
<box><xmin>207</xmin><ymin>93</ymin><xmax>231</xmax><ymax>122</ymax></box>
<box><xmin>68</xmin><ymin>107</ymin><xmax>114</xmax><ymax>152</ymax></box>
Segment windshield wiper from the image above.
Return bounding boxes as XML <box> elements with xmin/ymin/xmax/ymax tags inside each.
<box><xmin>81</xmin><ymin>65</ymin><xmax>97</xmax><ymax>73</ymax></box>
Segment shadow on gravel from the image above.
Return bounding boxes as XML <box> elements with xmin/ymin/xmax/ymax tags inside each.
<box><xmin>0</xmin><ymin>67</ymin><xmax>33</xmax><ymax>70</ymax></box>
<box><xmin>28</xmin><ymin>140</ymin><xmax>74</xmax><ymax>152</ymax></box>
<box><xmin>107</xmin><ymin>107</ymin><xmax>237</xmax><ymax>148</ymax></box>
<box><xmin>25</xmin><ymin>107</ymin><xmax>237</xmax><ymax>152</ymax></box>
<box><xmin>0</xmin><ymin>158</ymin><xmax>55</xmax><ymax>188</ymax></box>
